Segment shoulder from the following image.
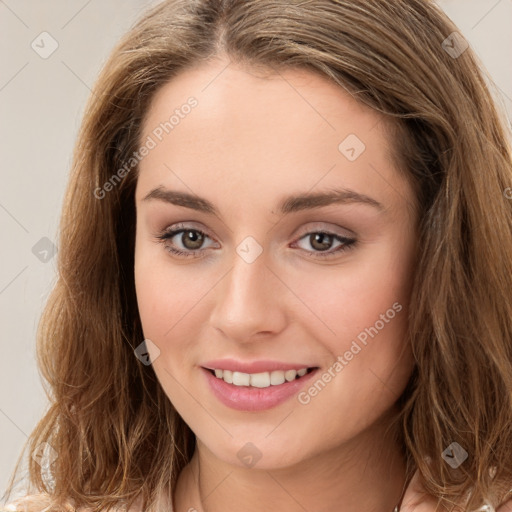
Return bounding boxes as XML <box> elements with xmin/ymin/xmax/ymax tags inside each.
<box><xmin>1</xmin><ymin>495</ymin><xmax>140</xmax><ymax>512</ymax></box>
<box><xmin>400</xmin><ymin>470</ymin><xmax>438</xmax><ymax>512</ymax></box>
<box><xmin>498</xmin><ymin>499</ymin><xmax>512</xmax><ymax>512</ymax></box>
<box><xmin>1</xmin><ymin>494</ymin><xmax>52</xmax><ymax>512</ymax></box>
<box><xmin>401</xmin><ymin>470</ymin><xmax>512</xmax><ymax>512</ymax></box>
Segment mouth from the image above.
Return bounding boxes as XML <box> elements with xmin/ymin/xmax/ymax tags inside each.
<box><xmin>200</xmin><ymin>364</ymin><xmax>320</xmax><ymax>412</ymax></box>
<box><xmin>204</xmin><ymin>367</ymin><xmax>318</xmax><ymax>388</ymax></box>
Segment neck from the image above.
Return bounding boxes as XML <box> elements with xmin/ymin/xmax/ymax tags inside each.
<box><xmin>173</xmin><ymin>410</ymin><xmax>408</xmax><ymax>512</ymax></box>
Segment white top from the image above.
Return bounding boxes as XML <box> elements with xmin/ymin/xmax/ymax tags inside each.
<box><xmin>0</xmin><ymin>494</ymin><xmax>171</xmax><ymax>512</ymax></box>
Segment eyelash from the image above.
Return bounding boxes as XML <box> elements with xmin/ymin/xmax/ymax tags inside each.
<box><xmin>155</xmin><ymin>223</ymin><xmax>357</xmax><ymax>260</ymax></box>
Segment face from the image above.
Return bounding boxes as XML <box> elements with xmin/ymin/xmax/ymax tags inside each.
<box><xmin>134</xmin><ymin>56</ymin><xmax>418</xmax><ymax>470</ymax></box>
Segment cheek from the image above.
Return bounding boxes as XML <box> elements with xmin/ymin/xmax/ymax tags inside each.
<box><xmin>290</xmin><ymin>240</ymin><xmax>413</xmax><ymax>351</ymax></box>
<box><xmin>134</xmin><ymin>239</ymin><xmax>208</xmax><ymax>341</ymax></box>
<box><xmin>290</xmin><ymin>239</ymin><xmax>414</xmax><ymax>411</ymax></box>
<box><xmin>134</xmin><ymin>244</ymin><xmax>204</xmax><ymax>412</ymax></box>
<box><xmin>134</xmin><ymin>253</ymin><xmax>169</xmax><ymax>339</ymax></box>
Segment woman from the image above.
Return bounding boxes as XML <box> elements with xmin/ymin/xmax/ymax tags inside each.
<box><xmin>3</xmin><ymin>0</ymin><xmax>512</xmax><ymax>510</ymax></box>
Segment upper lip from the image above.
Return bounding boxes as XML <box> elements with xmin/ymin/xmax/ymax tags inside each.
<box><xmin>201</xmin><ymin>359</ymin><xmax>318</xmax><ymax>374</ymax></box>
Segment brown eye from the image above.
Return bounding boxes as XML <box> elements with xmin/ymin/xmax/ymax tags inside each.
<box><xmin>309</xmin><ymin>233</ymin><xmax>335</xmax><ymax>252</ymax></box>
<box><xmin>180</xmin><ymin>230</ymin><xmax>205</xmax><ymax>250</ymax></box>
<box><xmin>293</xmin><ymin>231</ymin><xmax>356</xmax><ymax>259</ymax></box>
<box><xmin>156</xmin><ymin>226</ymin><xmax>216</xmax><ymax>258</ymax></box>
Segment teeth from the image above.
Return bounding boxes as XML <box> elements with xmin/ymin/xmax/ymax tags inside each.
<box><xmin>250</xmin><ymin>372</ymin><xmax>271</xmax><ymax>388</ymax></box>
<box><xmin>232</xmin><ymin>371</ymin><xmax>250</xmax><ymax>386</ymax></box>
<box><xmin>270</xmin><ymin>370</ymin><xmax>285</xmax><ymax>385</ymax></box>
<box><xmin>284</xmin><ymin>369</ymin><xmax>297</xmax><ymax>382</ymax></box>
<box><xmin>211</xmin><ymin>367</ymin><xmax>311</xmax><ymax>388</ymax></box>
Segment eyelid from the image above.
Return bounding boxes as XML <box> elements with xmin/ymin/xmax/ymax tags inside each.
<box><xmin>157</xmin><ymin>221</ymin><xmax>215</xmax><ymax>238</ymax></box>
<box><xmin>293</xmin><ymin>221</ymin><xmax>355</xmax><ymax>239</ymax></box>
<box><xmin>158</xmin><ymin>221</ymin><xmax>354</xmax><ymax>243</ymax></box>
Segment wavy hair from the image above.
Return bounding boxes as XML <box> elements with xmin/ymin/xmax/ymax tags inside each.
<box><xmin>3</xmin><ymin>0</ymin><xmax>512</xmax><ymax>510</ymax></box>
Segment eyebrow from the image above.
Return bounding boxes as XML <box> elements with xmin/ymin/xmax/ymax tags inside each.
<box><xmin>142</xmin><ymin>186</ymin><xmax>385</xmax><ymax>215</ymax></box>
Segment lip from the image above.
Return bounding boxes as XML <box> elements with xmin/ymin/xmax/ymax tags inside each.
<box><xmin>201</xmin><ymin>358</ymin><xmax>316</xmax><ymax>374</ymax></box>
<box><xmin>201</xmin><ymin>366</ymin><xmax>320</xmax><ymax>412</ymax></box>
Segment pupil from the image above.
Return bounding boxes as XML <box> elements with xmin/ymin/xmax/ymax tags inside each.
<box><xmin>184</xmin><ymin>230</ymin><xmax>203</xmax><ymax>250</ymax></box>
<box><xmin>311</xmin><ymin>233</ymin><xmax>332</xmax><ymax>251</ymax></box>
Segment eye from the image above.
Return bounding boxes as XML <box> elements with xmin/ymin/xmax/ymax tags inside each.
<box><xmin>292</xmin><ymin>231</ymin><xmax>356</xmax><ymax>259</ymax></box>
<box><xmin>155</xmin><ymin>224</ymin><xmax>357</xmax><ymax>260</ymax></box>
<box><xmin>156</xmin><ymin>224</ymin><xmax>217</xmax><ymax>258</ymax></box>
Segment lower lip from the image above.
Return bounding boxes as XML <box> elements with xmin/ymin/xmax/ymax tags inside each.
<box><xmin>201</xmin><ymin>367</ymin><xmax>319</xmax><ymax>411</ymax></box>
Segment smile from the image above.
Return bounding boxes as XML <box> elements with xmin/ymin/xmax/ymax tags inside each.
<box><xmin>208</xmin><ymin>367</ymin><xmax>314</xmax><ymax>388</ymax></box>
<box><xmin>201</xmin><ymin>365</ymin><xmax>320</xmax><ymax>411</ymax></box>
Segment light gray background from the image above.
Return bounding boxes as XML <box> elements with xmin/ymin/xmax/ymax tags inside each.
<box><xmin>1</xmin><ymin>0</ymin><xmax>511</xmax><ymax>501</ymax></box>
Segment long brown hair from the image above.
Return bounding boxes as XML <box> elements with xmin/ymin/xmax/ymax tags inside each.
<box><xmin>3</xmin><ymin>1</ymin><xmax>512</xmax><ymax>510</ymax></box>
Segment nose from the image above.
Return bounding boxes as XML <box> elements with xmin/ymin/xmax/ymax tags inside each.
<box><xmin>208</xmin><ymin>245</ymin><xmax>288</xmax><ymax>344</ymax></box>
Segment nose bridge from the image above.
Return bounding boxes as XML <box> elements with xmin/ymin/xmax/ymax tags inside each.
<box><xmin>209</xmin><ymin>240</ymin><xmax>286</xmax><ymax>341</ymax></box>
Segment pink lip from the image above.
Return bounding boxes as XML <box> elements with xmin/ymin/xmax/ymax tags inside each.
<box><xmin>201</xmin><ymin>358</ymin><xmax>316</xmax><ymax>374</ymax></box>
<box><xmin>201</xmin><ymin>366</ymin><xmax>319</xmax><ymax>412</ymax></box>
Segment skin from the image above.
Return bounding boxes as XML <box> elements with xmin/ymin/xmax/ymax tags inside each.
<box><xmin>134</xmin><ymin>55</ymin><xmax>422</xmax><ymax>511</ymax></box>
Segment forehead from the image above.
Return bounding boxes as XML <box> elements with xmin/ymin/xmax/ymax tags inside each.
<box><xmin>141</xmin><ymin>58</ymin><xmax>385</xmax><ymax>147</ymax></box>
<box><xmin>136</xmin><ymin>58</ymin><xmax>412</xmax><ymax>217</ymax></box>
